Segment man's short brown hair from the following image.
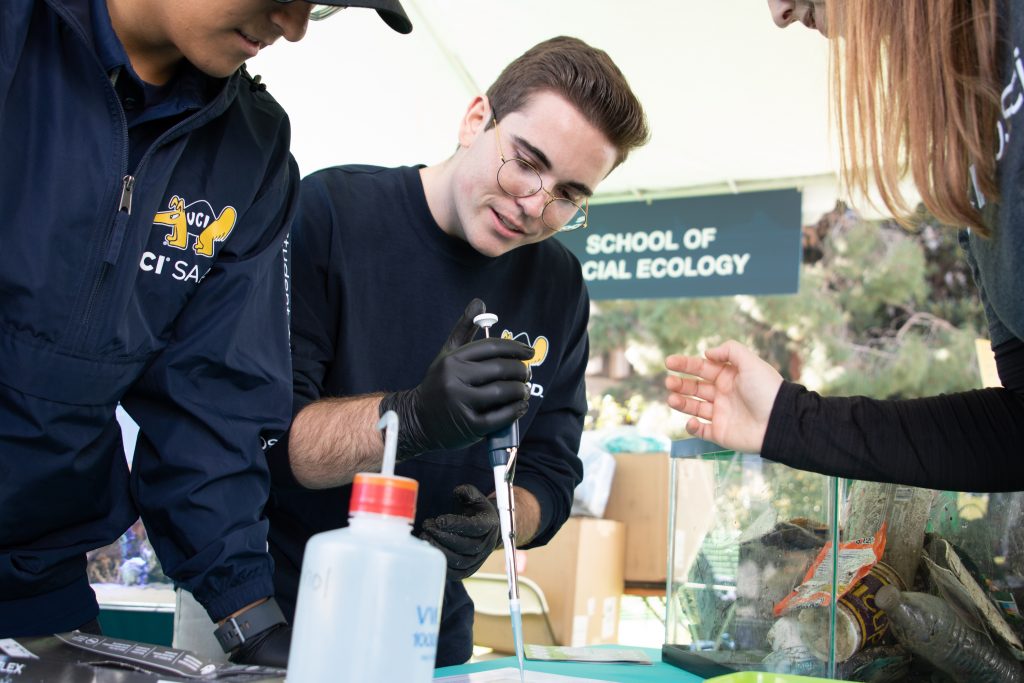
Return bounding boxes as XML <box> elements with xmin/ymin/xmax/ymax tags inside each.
<box><xmin>486</xmin><ymin>36</ymin><xmax>650</xmax><ymax>167</ymax></box>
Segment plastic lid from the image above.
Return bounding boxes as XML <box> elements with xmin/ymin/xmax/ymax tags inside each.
<box><xmin>473</xmin><ymin>312</ymin><xmax>498</xmax><ymax>329</ymax></box>
<box><xmin>350</xmin><ymin>472</ymin><xmax>418</xmax><ymax>520</ymax></box>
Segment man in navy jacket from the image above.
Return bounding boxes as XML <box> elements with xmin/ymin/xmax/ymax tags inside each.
<box><xmin>0</xmin><ymin>0</ymin><xmax>410</xmax><ymax>667</ymax></box>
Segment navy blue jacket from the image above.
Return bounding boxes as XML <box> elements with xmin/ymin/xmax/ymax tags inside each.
<box><xmin>0</xmin><ymin>0</ymin><xmax>296</xmax><ymax>633</ymax></box>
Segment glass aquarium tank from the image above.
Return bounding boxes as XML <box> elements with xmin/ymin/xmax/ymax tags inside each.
<box><xmin>86</xmin><ymin>519</ymin><xmax>170</xmax><ymax>589</ymax></box>
<box><xmin>86</xmin><ymin>520</ymin><xmax>175</xmax><ymax>645</ymax></box>
<box><xmin>83</xmin><ymin>408</ymin><xmax>176</xmax><ymax>644</ymax></box>
<box><xmin>87</xmin><ymin>408</ymin><xmax>174</xmax><ymax>598</ymax></box>
<box><xmin>665</xmin><ymin>440</ymin><xmax>1024</xmax><ymax>681</ymax></box>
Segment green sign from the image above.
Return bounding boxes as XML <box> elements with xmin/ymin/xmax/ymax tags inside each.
<box><xmin>557</xmin><ymin>189</ymin><xmax>802</xmax><ymax>300</ymax></box>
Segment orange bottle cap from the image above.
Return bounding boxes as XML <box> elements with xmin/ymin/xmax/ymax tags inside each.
<box><xmin>350</xmin><ymin>473</ymin><xmax>418</xmax><ymax>521</ymax></box>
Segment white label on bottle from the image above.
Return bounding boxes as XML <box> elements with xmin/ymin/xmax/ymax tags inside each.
<box><xmin>413</xmin><ymin>603</ymin><xmax>439</xmax><ymax>652</ymax></box>
<box><xmin>302</xmin><ymin>566</ymin><xmax>332</xmax><ymax>600</ymax></box>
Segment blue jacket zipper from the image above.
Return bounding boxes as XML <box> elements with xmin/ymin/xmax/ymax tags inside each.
<box><xmin>103</xmin><ymin>174</ymin><xmax>135</xmax><ymax>265</ymax></box>
<box><xmin>78</xmin><ymin>174</ymin><xmax>135</xmax><ymax>337</ymax></box>
<box><xmin>56</xmin><ymin>29</ymin><xmax>235</xmax><ymax>338</ymax></box>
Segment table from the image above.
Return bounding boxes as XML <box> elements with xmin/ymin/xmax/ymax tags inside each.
<box><xmin>11</xmin><ymin>637</ymin><xmax>707</xmax><ymax>682</ymax></box>
<box><xmin>434</xmin><ymin>647</ymin><xmax>704</xmax><ymax>682</ymax></box>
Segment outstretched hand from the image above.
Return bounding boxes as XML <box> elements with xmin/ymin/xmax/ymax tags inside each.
<box><xmin>664</xmin><ymin>340</ymin><xmax>784</xmax><ymax>454</ymax></box>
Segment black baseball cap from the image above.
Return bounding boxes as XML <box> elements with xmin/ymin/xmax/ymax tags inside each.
<box><xmin>318</xmin><ymin>0</ymin><xmax>413</xmax><ymax>34</ymax></box>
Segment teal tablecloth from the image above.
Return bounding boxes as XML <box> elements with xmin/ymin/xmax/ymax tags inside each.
<box><xmin>434</xmin><ymin>647</ymin><xmax>704</xmax><ymax>682</ymax></box>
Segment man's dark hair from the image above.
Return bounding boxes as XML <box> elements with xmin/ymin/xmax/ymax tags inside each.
<box><xmin>486</xmin><ymin>36</ymin><xmax>650</xmax><ymax>167</ymax></box>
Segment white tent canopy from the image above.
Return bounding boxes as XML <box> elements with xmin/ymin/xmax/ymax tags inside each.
<box><xmin>249</xmin><ymin>0</ymin><xmax>845</xmax><ymax>225</ymax></box>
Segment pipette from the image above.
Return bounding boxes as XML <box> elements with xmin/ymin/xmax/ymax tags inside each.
<box><xmin>473</xmin><ymin>312</ymin><xmax>526</xmax><ymax>683</ymax></box>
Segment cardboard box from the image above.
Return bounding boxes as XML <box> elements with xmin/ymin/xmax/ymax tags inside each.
<box><xmin>603</xmin><ymin>452</ymin><xmax>671</xmax><ymax>584</ymax></box>
<box><xmin>603</xmin><ymin>452</ymin><xmax>716</xmax><ymax>586</ymax></box>
<box><xmin>479</xmin><ymin>516</ymin><xmax>624</xmax><ymax>647</ymax></box>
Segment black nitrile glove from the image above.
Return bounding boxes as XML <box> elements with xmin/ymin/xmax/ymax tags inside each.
<box><xmin>420</xmin><ymin>484</ymin><xmax>502</xmax><ymax>580</ymax></box>
<box><xmin>380</xmin><ymin>299</ymin><xmax>533</xmax><ymax>460</ymax></box>
<box><xmin>229</xmin><ymin>622</ymin><xmax>292</xmax><ymax>668</ymax></box>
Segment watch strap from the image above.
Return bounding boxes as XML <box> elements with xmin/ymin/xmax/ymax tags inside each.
<box><xmin>213</xmin><ymin>598</ymin><xmax>286</xmax><ymax>653</ymax></box>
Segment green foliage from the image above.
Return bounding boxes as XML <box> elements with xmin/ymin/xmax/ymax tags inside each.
<box><xmin>825</xmin><ymin>320</ymin><xmax>982</xmax><ymax>398</ymax></box>
<box><xmin>590</xmin><ymin>393</ymin><xmax>648</xmax><ymax>430</ymax></box>
<box><xmin>713</xmin><ymin>456</ymin><xmax>835</xmax><ymax>528</ymax></box>
<box><xmin>830</xmin><ymin>220</ymin><xmax>928</xmax><ymax>326</ymax></box>
<box><xmin>587</xmin><ymin>204</ymin><xmax>986</xmax><ymax>423</ymax></box>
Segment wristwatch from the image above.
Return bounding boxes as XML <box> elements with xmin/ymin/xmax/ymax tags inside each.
<box><xmin>213</xmin><ymin>598</ymin><xmax>287</xmax><ymax>653</ymax></box>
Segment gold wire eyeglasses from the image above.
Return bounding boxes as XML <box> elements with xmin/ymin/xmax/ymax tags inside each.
<box><xmin>272</xmin><ymin>0</ymin><xmax>346</xmax><ymax>21</ymax></box>
<box><xmin>493</xmin><ymin>117</ymin><xmax>589</xmax><ymax>232</ymax></box>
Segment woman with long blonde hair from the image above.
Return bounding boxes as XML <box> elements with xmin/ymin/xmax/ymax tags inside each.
<box><xmin>666</xmin><ymin>0</ymin><xmax>1023</xmax><ymax>491</ymax></box>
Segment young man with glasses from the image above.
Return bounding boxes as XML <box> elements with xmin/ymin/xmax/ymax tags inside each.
<box><xmin>0</xmin><ymin>0</ymin><xmax>410</xmax><ymax>667</ymax></box>
<box><xmin>266</xmin><ymin>36</ymin><xmax>649</xmax><ymax>666</ymax></box>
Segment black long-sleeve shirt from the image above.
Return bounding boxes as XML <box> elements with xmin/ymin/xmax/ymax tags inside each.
<box><xmin>265</xmin><ymin>165</ymin><xmax>587</xmax><ymax>666</ymax></box>
<box><xmin>764</xmin><ymin>338</ymin><xmax>1024</xmax><ymax>492</ymax></box>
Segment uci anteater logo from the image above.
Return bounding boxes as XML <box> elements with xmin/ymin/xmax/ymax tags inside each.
<box><xmin>501</xmin><ymin>330</ymin><xmax>548</xmax><ymax>398</ymax></box>
<box><xmin>153</xmin><ymin>195</ymin><xmax>237</xmax><ymax>258</ymax></box>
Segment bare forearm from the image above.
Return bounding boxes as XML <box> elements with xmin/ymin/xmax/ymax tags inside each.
<box><xmin>288</xmin><ymin>394</ymin><xmax>387</xmax><ymax>489</ymax></box>
<box><xmin>512</xmin><ymin>486</ymin><xmax>540</xmax><ymax>546</ymax></box>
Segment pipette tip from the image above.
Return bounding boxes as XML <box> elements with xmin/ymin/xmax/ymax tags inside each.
<box><xmin>510</xmin><ymin>599</ymin><xmax>525</xmax><ymax>683</ymax></box>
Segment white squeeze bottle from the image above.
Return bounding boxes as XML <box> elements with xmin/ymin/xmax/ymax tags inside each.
<box><xmin>286</xmin><ymin>412</ymin><xmax>446</xmax><ymax>682</ymax></box>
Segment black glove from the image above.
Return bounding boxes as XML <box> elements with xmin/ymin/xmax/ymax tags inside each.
<box><xmin>420</xmin><ymin>484</ymin><xmax>502</xmax><ymax>580</ymax></box>
<box><xmin>380</xmin><ymin>299</ymin><xmax>533</xmax><ymax>460</ymax></box>
<box><xmin>229</xmin><ymin>622</ymin><xmax>292</xmax><ymax>668</ymax></box>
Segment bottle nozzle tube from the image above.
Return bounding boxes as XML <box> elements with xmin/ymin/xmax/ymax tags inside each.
<box><xmin>378</xmin><ymin>410</ymin><xmax>399</xmax><ymax>476</ymax></box>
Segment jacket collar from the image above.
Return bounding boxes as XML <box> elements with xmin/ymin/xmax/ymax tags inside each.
<box><xmin>45</xmin><ymin>0</ymin><xmax>238</xmax><ymax>117</ymax></box>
